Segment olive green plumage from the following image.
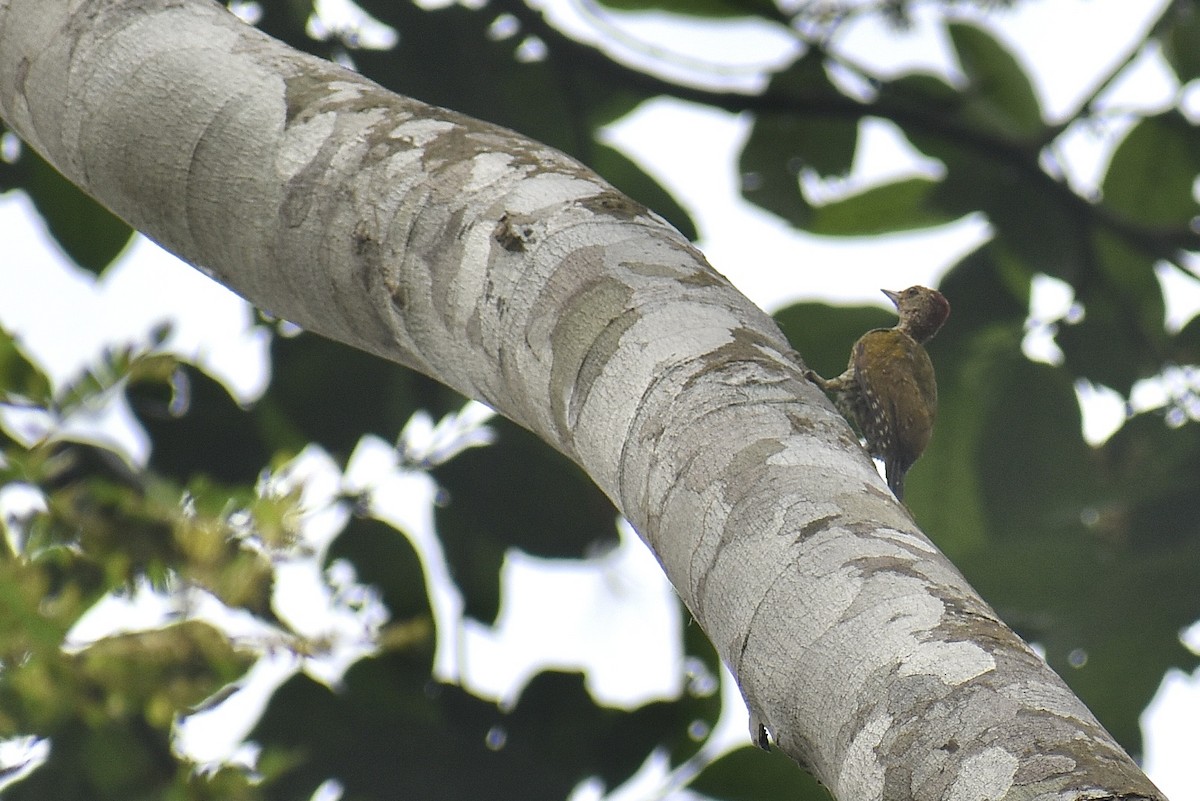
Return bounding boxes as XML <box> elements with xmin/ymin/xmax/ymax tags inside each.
<box><xmin>806</xmin><ymin>286</ymin><xmax>950</xmax><ymax>501</ymax></box>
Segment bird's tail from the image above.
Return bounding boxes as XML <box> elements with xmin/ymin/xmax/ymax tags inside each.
<box><xmin>885</xmin><ymin>459</ymin><xmax>905</xmax><ymax>501</ymax></box>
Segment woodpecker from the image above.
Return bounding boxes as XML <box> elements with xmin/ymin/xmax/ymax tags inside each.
<box><xmin>805</xmin><ymin>286</ymin><xmax>950</xmax><ymax>501</ymax></box>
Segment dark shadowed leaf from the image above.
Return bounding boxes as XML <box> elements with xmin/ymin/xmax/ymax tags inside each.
<box><xmin>327</xmin><ymin>515</ymin><xmax>432</xmax><ymax>621</ymax></box>
<box><xmin>1163</xmin><ymin>4</ymin><xmax>1200</xmax><ymax>82</ymax></box>
<box><xmin>808</xmin><ymin>177</ymin><xmax>957</xmax><ymax>236</ymax></box>
<box><xmin>909</xmin><ymin>129</ymin><xmax>1091</xmax><ymax>282</ymax></box>
<box><xmin>253</xmin><ymin>658</ymin><xmax>717</xmax><ymax>801</ymax></box>
<box><xmin>1171</xmin><ymin>306</ymin><xmax>1200</xmax><ymax>364</ymax></box>
<box><xmin>590</xmin><ymin>142</ymin><xmax>697</xmax><ymax>240</ymax></box>
<box><xmin>3</xmin><ymin>622</ymin><xmax>254</xmax><ymax>801</ymax></box>
<box><xmin>739</xmin><ymin>116</ymin><xmax>812</xmax><ymax>225</ymax></box>
<box><xmin>262</xmin><ymin>331</ymin><xmax>460</xmax><ymax>459</ymax></box>
<box><xmin>884</xmin><ymin>71</ymin><xmax>962</xmax><ymax>109</ymax></box>
<box><xmin>947</xmin><ymin>22</ymin><xmax>1044</xmax><ymax>139</ymax></box>
<box><xmin>689</xmin><ymin>744</ymin><xmax>832</xmax><ymax>801</ymax></box>
<box><xmin>1055</xmin><ymin>231</ymin><xmax>1166</xmax><ymax>394</ymax></box>
<box><xmin>128</xmin><ymin>364</ymin><xmax>273</xmax><ymax>485</ymax></box>
<box><xmin>740</xmin><ymin>52</ymin><xmax>859</xmax><ymax>225</ymax></box>
<box><xmin>0</xmin><ymin>324</ymin><xmax>53</xmax><ymax>408</ymax></box>
<box><xmin>1101</xmin><ymin>112</ymin><xmax>1200</xmax><ymax>227</ymax></box>
<box><xmin>12</xmin><ymin>147</ymin><xmax>132</xmax><ymax>275</ymax></box>
<box><xmin>431</xmin><ymin>417</ymin><xmax>620</xmax><ymax>622</ymax></box>
<box><xmin>973</xmin><ymin>352</ymin><xmax>1096</xmax><ymax>541</ymax></box>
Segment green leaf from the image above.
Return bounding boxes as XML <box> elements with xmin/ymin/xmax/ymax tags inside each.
<box><xmin>947</xmin><ymin>22</ymin><xmax>1044</xmax><ymax>139</ymax></box>
<box><xmin>1056</xmin><ymin>231</ymin><xmax>1166</xmax><ymax>394</ymax></box>
<box><xmin>739</xmin><ymin>51</ymin><xmax>859</xmax><ymax>225</ymax></box>
<box><xmin>765</xmin><ymin>51</ymin><xmax>859</xmax><ymax>179</ymax></box>
<box><xmin>328</xmin><ymin>516</ymin><xmax>432</xmax><ymax>623</ymax></box>
<box><xmin>1171</xmin><ymin>304</ymin><xmax>1200</xmax><ymax>364</ymax></box>
<box><xmin>909</xmin><ymin>131</ymin><xmax>1090</xmax><ymax>282</ymax></box>
<box><xmin>808</xmin><ymin>177</ymin><xmax>957</xmax><ymax>236</ymax></box>
<box><xmin>590</xmin><ymin>143</ymin><xmax>697</xmax><ymax>240</ymax></box>
<box><xmin>689</xmin><ymin>745</ymin><xmax>831</xmax><ymax>801</ymax></box>
<box><xmin>1101</xmin><ymin>112</ymin><xmax>1200</xmax><ymax>227</ymax></box>
<box><xmin>78</xmin><ymin>622</ymin><xmax>255</xmax><ymax>712</ymax></box>
<box><xmin>56</xmin><ymin>347</ymin><xmax>182</xmax><ymax>418</ymax></box>
<box><xmin>16</xmin><ymin>147</ymin><xmax>133</xmax><ymax>275</ymax></box>
<box><xmin>740</xmin><ymin>108</ymin><xmax>858</xmax><ymax>225</ymax></box>
<box><xmin>1102</xmin><ymin>414</ymin><xmax>1200</xmax><ymax>550</ymax></box>
<box><xmin>1094</xmin><ymin>227</ymin><xmax>1167</xmax><ymax>340</ymax></box>
<box><xmin>1163</xmin><ymin>5</ymin><xmax>1200</xmax><ymax>83</ymax></box>
<box><xmin>258</xmin><ymin>331</ymin><xmax>459</xmax><ymax>459</ymax></box>
<box><xmin>0</xmin><ymin>325</ymin><xmax>53</xmax><ymax>407</ymax></box>
<box><xmin>738</xmin><ymin>115</ymin><xmax>812</xmax><ymax>225</ymax></box>
<box><xmin>885</xmin><ymin>71</ymin><xmax>962</xmax><ymax>109</ymax></box>
<box><xmin>253</xmin><ymin>659</ymin><xmax>718</xmax><ymax>801</ymax></box>
<box><xmin>974</xmin><ymin>356</ymin><xmax>1096</xmax><ymax>541</ymax></box>
<box><xmin>2</xmin><ymin>622</ymin><xmax>256</xmax><ymax>800</ymax></box>
<box><xmin>129</xmin><ymin>364</ymin><xmax>274</xmax><ymax>485</ymax></box>
<box><xmin>0</xmin><ymin>559</ymin><xmax>78</xmax><ymax>657</ymax></box>
<box><xmin>431</xmin><ymin>417</ymin><xmax>619</xmax><ymax>622</ymax></box>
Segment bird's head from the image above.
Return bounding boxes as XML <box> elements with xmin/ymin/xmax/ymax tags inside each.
<box><xmin>883</xmin><ymin>286</ymin><xmax>950</xmax><ymax>343</ymax></box>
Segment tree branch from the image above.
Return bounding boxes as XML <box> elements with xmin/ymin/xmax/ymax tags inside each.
<box><xmin>0</xmin><ymin>1</ymin><xmax>1166</xmax><ymax>799</ymax></box>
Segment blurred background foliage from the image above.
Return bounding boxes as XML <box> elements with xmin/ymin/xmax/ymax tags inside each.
<box><xmin>1</xmin><ymin>0</ymin><xmax>1199</xmax><ymax>798</ymax></box>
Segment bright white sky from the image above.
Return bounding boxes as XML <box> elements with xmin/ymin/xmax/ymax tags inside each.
<box><xmin>0</xmin><ymin>0</ymin><xmax>1198</xmax><ymax>799</ymax></box>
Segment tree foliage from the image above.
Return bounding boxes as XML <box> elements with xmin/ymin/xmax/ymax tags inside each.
<box><xmin>1</xmin><ymin>0</ymin><xmax>1198</xmax><ymax>798</ymax></box>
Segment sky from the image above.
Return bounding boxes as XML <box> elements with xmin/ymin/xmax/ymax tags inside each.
<box><xmin>1</xmin><ymin>0</ymin><xmax>1199</xmax><ymax>799</ymax></box>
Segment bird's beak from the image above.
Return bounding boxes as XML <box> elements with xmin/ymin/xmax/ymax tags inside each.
<box><xmin>881</xmin><ymin>288</ymin><xmax>901</xmax><ymax>307</ymax></box>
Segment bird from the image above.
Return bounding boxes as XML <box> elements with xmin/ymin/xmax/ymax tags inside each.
<box><xmin>805</xmin><ymin>286</ymin><xmax>950</xmax><ymax>501</ymax></box>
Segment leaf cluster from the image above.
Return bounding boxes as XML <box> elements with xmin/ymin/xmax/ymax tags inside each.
<box><xmin>0</xmin><ymin>316</ymin><xmax>723</xmax><ymax>799</ymax></box>
<box><xmin>0</xmin><ymin>332</ymin><xmax>267</xmax><ymax>798</ymax></box>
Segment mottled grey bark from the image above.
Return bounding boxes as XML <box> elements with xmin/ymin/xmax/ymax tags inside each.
<box><xmin>0</xmin><ymin>1</ymin><xmax>1164</xmax><ymax>799</ymax></box>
